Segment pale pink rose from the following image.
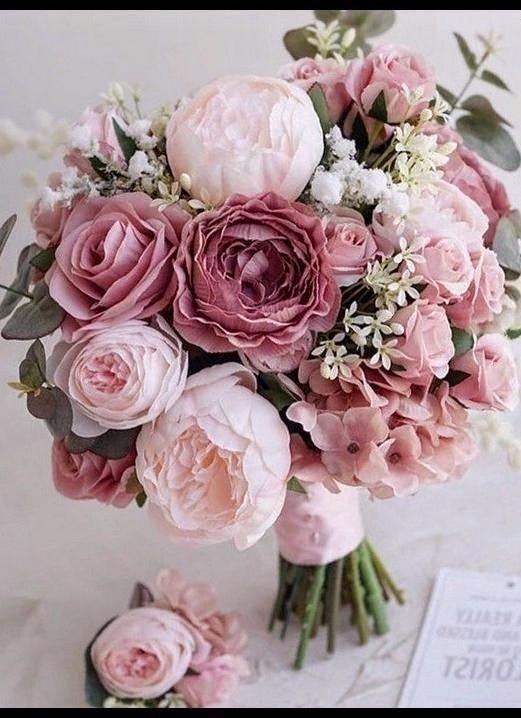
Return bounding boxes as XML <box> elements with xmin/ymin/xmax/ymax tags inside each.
<box><xmin>289</xmin><ymin>434</ymin><xmax>340</xmax><ymax>493</ymax></box>
<box><xmin>176</xmin><ymin>655</ymin><xmax>250</xmax><ymax>709</ymax></box>
<box><xmin>200</xmin><ymin>612</ymin><xmax>248</xmax><ymax>658</ymax></box>
<box><xmin>166</xmin><ymin>75</ymin><xmax>323</xmax><ymax>205</ymax></box>
<box><xmin>392</xmin><ymin>302</ymin><xmax>454</xmax><ymax>385</ymax></box>
<box><xmin>323</xmin><ymin>208</ymin><xmax>379</xmax><ymax>287</ymax></box>
<box><xmin>450</xmin><ymin>334</ymin><xmax>519</xmax><ymax>411</ymax></box>
<box><xmin>279</xmin><ymin>57</ymin><xmax>351</xmax><ymax>123</ymax></box>
<box><xmin>48</xmin><ymin>193</ymin><xmax>188</xmax><ymax>341</ymax></box>
<box><xmin>345</xmin><ymin>45</ymin><xmax>437</xmax><ymax>124</ymax></box>
<box><xmin>426</xmin><ymin>123</ymin><xmax>511</xmax><ymax>245</ymax></box>
<box><xmin>446</xmin><ymin>246</ymin><xmax>505</xmax><ymax>329</ymax></box>
<box><xmin>420</xmin><ymin>236</ymin><xmax>474</xmax><ymax>303</ymax></box>
<box><xmin>30</xmin><ymin>173</ymin><xmax>73</xmax><ymax>249</ymax></box>
<box><xmin>155</xmin><ymin>569</ymin><xmax>218</xmax><ymax>626</ymax></box>
<box><xmin>51</xmin><ymin>439</ymin><xmax>136</xmax><ymax>508</ymax></box>
<box><xmin>50</xmin><ymin>320</ymin><xmax>187</xmax><ymax>438</ymax></box>
<box><xmin>136</xmin><ymin>363</ymin><xmax>291</xmax><ymax>549</ymax></box>
<box><xmin>373</xmin><ymin>181</ymin><xmax>488</xmax><ymax>256</ymax></box>
<box><xmin>65</xmin><ymin>106</ymin><xmax>125</xmax><ymax>175</ymax></box>
<box><xmin>373</xmin><ymin>425</ymin><xmax>436</xmax><ymax>497</ymax></box>
<box><xmin>173</xmin><ymin>193</ymin><xmax>340</xmax><ymax>372</ymax></box>
<box><xmin>91</xmin><ymin>607</ymin><xmax>197</xmax><ymax>700</ymax></box>
<box><xmin>275</xmin><ymin>482</ymin><xmax>364</xmax><ymax>565</ymax></box>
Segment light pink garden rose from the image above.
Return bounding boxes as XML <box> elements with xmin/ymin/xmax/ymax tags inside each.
<box><xmin>345</xmin><ymin>45</ymin><xmax>437</xmax><ymax>124</ymax></box>
<box><xmin>446</xmin><ymin>246</ymin><xmax>505</xmax><ymax>329</ymax></box>
<box><xmin>50</xmin><ymin>320</ymin><xmax>187</xmax><ymax>437</ymax></box>
<box><xmin>65</xmin><ymin>106</ymin><xmax>125</xmax><ymax>175</ymax></box>
<box><xmin>420</xmin><ymin>236</ymin><xmax>474</xmax><ymax>303</ymax></box>
<box><xmin>136</xmin><ymin>363</ymin><xmax>291</xmax><ymax>549</ymax></box>
<box><xmin>166</xmin><ymin>75</ymin><xmax>323</xmax><ymax>204</ymax></box>
<box><xmin>91</xmin><ymin>607</ymin><xmax>197</xmax><ymax>700</ymax></box>
<box><xmin>450</xmin><ymin>334</ymin><xmax>519</xmax><ymax>411</ymax></box>
<box><xmin>48</xmin><ymin>193</ymin><xmax>188</xmax><ymax>340</ymax></box>
<box><xmin>323</xmin><ymin>208</ymin><xmax>379</xmax><ymax>287</ymax></box>
<box><xmin>426</xmin><ymin>123</ymin><xmax>511</xmax><ymax>246</ymax></box>
<box><xmin>52</xmin><ymin>439</ymin><xmax>136</xmax><ymax>508</ymax></box>
<box><xmin>392</xmin><ymin>302</ymin><xmax>454</xmax><ymax>385</ymax></box>
<box><xmin>30</xmin><ymin>173</ymin><xmax>73</xmax><ymax>248</ymax></box>
<box><xmin>176</xmin><ymin>655</ymin><xmax>250</xmax><ymax>709</ymax></box>
<box><xmin>279</xmin><ymin>57</ymin><xmax>351</xmax><ymax>123</ymax></box>
<box><xmin>173</xmin><ymin>193</ymin><xmax>340</xmax><ymax>372</ymax></box>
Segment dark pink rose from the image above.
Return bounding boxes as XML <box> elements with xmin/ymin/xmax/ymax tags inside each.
<box><xmin>47</xmin><ymin>193</ymin><xmax>188</xmax><ymax>340</ymax></box>
<box><xmin>52</xmin><ymin>439</ymin><xmax>136</xmax><ymax>508</ymax></box>
<box><xmin>31</xmin><ymin>173</ymin><xmax>74</xmax><ymax>249</ymax></box>
<box><xmin>173</xmin><ymin>193</ymin><xmax>340</xmax><ymax>372</ymax></box>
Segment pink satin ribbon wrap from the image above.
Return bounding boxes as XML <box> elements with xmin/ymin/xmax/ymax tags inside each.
<box><xmin>274</xmin><ymin>483</ymin><xmax>364</xmax><ymax>566</ymax></box>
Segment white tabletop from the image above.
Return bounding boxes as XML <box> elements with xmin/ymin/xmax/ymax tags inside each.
<box><xmin>1</xmin><ymin>9</ymin><xmax>521</xmax><ymax>708</ymax></box>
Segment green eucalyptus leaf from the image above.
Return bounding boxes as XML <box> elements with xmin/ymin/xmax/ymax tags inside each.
<box><xmin>507</xmin><ymin>328</ymin><xmax>521</xmax><ymax>340</ymax></box>
<box><xmin>27</xmin><ymin>387</ymin><xmax>73</xmax><ymax>439</ymax></box>
<box><xmin>288</xmin><ymin>477</ymin><xmax>308</xmax><ymax>495</ymax></box>
<box><xmin>461</xmin><ymin>95</ymin><xmax>511</xmax><ymax>127</ymax></box>
<box><xmin>259</xmin><ymin>374</ymin><xmax>295</xmax><ymax>412</ymax></box>
<box><xmin>128</xmin><ymin>582</ymin><xmax>153</xmax><ymax>609</ymax></box>
<box><xmin>340</xmin><ymin>10</ymin><xmax>395</xmax><ymax>37</ymax></box>
<box><xmin>26</xmin><ymin>339</ymin><xmax>47</xmax><ymax>379</ymax></box>
<box><xmin>89</xmin><ymin>156</ymin><xmax>110</xmax><ymax>180</ymax></box>
<box><xmin>30</xmin><ymin>247</ymin><xmax>56</xmax><ymax>273</ymax></box>
<box><xmin>456</xmin><ymin>115</ymin><xmax>521</xmax><ymax>172</ymax></box>
<box><xmin>446</xmin><ymin>369</ymin><xmax>471</xmax><ymax>387</ymax></box>
<box><xmin>112</xmin><ymin>119</ymin><xmax>138</xmax><ymax>163</ymax></box>
<box><xmin>437</xmin><ymin>85</ymin><xmax>458</xmax><ymax>108</ymax></box>
<box><xmin>27</xmin><ymin>387</ymin><xmax>56</xmax><ymax>420</ymax></box>
<box><xmin>64</xmin><ymin>432</ymin><xmax>96</xmax><ymax>454</ymax></box>
<box><xmin>451</xmin><ymin>328</ymin><xmax>475</xmax><ymax>357</ymax></box>
<box><xmin>90</xmin><ymin>427</ymin><xmax>140</xmax><ymax>460</ymax></box>
<box><xmin>507</xmin><ymin>209</ymin><xmax>521</xmax><ymax>235</ymax></box>
<box><xmin>493</xmin><ymin>214</ymin><xmax>521</xmax><ymax>275</ymax></box>
<box><xmin>0</xmin><ymin>214</ymin><xmax>16</xmax><ymax>257</ymax></box>
<box><xmin>481</xmin><ymin>69</ymin><xmax>510</xmax><ymax>92</ymax></box>
<box><xmin>85</xmin><ymin>620</ymin><xmax>114</xmax><ymax>708</ymax></box>
<box><xmin>308</xmin><ymin>83</ymin><xmax>332</xmax><ymax>134</ymax></box>
<box><xmin>1</xmin><ymin>281</ymin><xmax>65</xmax><ymax>340</ymax></box>
<box><xmin>283</xmin><ymin>27</ymin><xmax>316</xmax><ymax>60</ymax></box>
<box><xmin>454</xmin><ymin>32</ymin><xmax>477</xmax><ymax>71</ymax></box>
<box><xmin>368</xmin><ymin>90</ymin><xmax>388</xmax><ymax>123</ymax></box>
<box><xmin>0</xmin><ymin>244</ymin><xmax>39</xmax><ymax>320</ymax></box>
<box><xmin>19</xmin><ymin>358</ymin><xmax>44</xmax><ymax>390</ymax></box>
<box><xmin>135</xmin><ymin>491</ymin><xmax>147</xmax><ymax>508</ymax></box>
<box><xmin>314</xmin><ymin>10</ymin><xmax>340</xmax><ymax>23</ymax></box>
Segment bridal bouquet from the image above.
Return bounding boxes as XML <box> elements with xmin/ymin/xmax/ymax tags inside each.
<box><xmin>1</xmin><ymin>9</ymin><xmax>520</xmax><ymax>669</ymax></box>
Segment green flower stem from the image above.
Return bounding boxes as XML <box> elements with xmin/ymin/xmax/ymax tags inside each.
<box><xmin>347</xmin><ymin>550</ymin><xmax>370</xmax><ymax>645</ymax></box>
<box><xmin>326</xmin><ymin>559</ymin><xmax>343</xmax><ymax>654</ymax></box>
<box><xmin>280</xmin><ymin>566</ymin><xmax>304</xmax><ymax>639</ymax></box>
<box><xmin>367</xmin><ymin>541</ymin><xmax>405</xmax><ymax>605</ymax></box>
<box><xmin>357</xmin><ymin>541</ymin><xmax>389</xmax><ymax>635</ymax></box>
<box><xmin>0</xmin><ymin>283</ymin><xmax>32</xmax><ymax>300</ymax></box>
<box><xmin>268</xmin><ymin>556</ymin><xmax>288</xmax><ymax>631</ymax></box>
<box><xmin>294</xmin><ymin>565</ymin><xmax>326</xmax><ymax>670</ymax></box>
<box><xmin>451</xmin><ymin>49</ymin><xmax>492</xmax><ymax>112</ymax></box>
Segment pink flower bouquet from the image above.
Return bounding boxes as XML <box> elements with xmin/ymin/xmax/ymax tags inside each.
<box><xmin>85</xmin><ymin>570</ymin><xmax>248</xmax><ymax>708</ymax></box>
<box><xmin>1</xmin><ymin>9</ymin><xmax>520</xmax><ymax>669</ymax></box>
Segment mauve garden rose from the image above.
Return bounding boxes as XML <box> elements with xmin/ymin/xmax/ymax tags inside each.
<box><xmin>166</xmin><ymin>75</ymin><xmax>323</xmax><ymax>204</ymax></box>
<box><xmin>173</xmin><ymin>193</ymin><xmax>340</xmax><ymax>372</ymax></box>
<box><xmin>50</xmin><ymin>320</ymin><xmax>187</xmax><ymax>437</ymax></box>
<box><xmin>136</xmin><ymin>363</ymin><xmax>291</xmax><ymax>550</ymax></box>
<box><xmin>91</xmin><ymin>607</ymin><xmax>198</xmax><ymax>700</ymax></box>
<box><xmin>30</xmin><ymin>173</ymin><xmax>73</xmax><ymax>248</ymax></box>
<box><xmin>450</xmin><ymin>334</ymin><xmax>519</xmax><ymax>411</ymax></box>
<box><xmin>392</xmin><ymin>301</ymin><xmax>454</xmax><ymax>385</ymax></box>
<box><xmin>345</xmin><ymin>45</ymin><xmax>437</xmax><ymax>124</ymax></box>
<box><xmin>447</xmin><ymin>246</ymin><xmax>505</xmax><ymax>329</ymax></box>
<box><xmin>52</xmin><ymin>439</ymin><xmax>136</xmax><ymax>508</ymax></box>
<box><xmin>426</xmin><ymin>123</ymin><xmax>511</xmax><ymax>245</ymax></box>
<box><xmin>176</xmin><ymin>655</ymin><xmax>250</xmax><ymax>709</ymax></box>
<box><xmin>323</xmin><ymin>208</ymin><xmax>379</xmax><ymax>287</ymax></box>
<box><xmin>48</xmin><ymin>193</ymin><xmax>188</xmax><ymax>340</ymax></box>
<box><xmin>279</xmin><ymin>57</ymin><xmax>351</xmax><ymax>123</ymax></box>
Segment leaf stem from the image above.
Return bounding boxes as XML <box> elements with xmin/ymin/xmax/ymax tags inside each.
<box><xmin>450</xmin><ymin>50</ymin><xmax>491</xmax><ymax>113</ymax></box>
<box><xmin>357</xmin><ymin>541</ymin><xmax>389</xmax><ymax>635</ymax></box>
<box><xmin>0</xmin><ymin>283</ymin><xmax>32</xmax><ymax>300</ymax></box>
<box><xmin>367</xmin><ymin>541</ymin><xmax>405</xmax><ymax>605</ymax></box>
<box><xmin>326</xmin><ymin>559</ymin><xmax>343</xmax><ymax>654</ymax></box>
<box><xmin>293</xmin><ymin>565</ymin><xmax>326</xmax><ymax>670</ymax></box>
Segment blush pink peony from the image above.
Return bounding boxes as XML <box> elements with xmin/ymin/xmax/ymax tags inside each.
<box><xmin>450</xmin><ymin>334</ymin><xmax>519</xmax><ymax>411</ymax></box>
<box><xmin>48</xmin><ymin>193</ymin><xmax>188</xmax><ymax>340</ymax></box>
<box><xmin>52</xmin><ymin>439</ymin><xmax>136</xmax><ymax>508</ymax></box>
<box><xmin>136</xmin><ymin>363</ymin><xmax>291</xmax><ymax>549</ymax></box>
<box><xmin>323</xmin><ymin>208</ymin><xmax>379</xmax><ymax>287</ymax></box>
<box><xmin>173</xmin><ymin>193</ymin><xmax>340</xmax><ymax>372</ymax></box>
<box><xmin>166</xmin><ymin>75</ymin><xmax>323</xmax><ymax>204</ymax></box>
<box><xmin>176</xmin><ymin>655</ymin><xmax>250</xmax><ymax>709</ymax></box>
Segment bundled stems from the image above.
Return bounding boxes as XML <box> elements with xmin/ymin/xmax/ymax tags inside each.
<box><xmin>269</xmin><ymin>540</ymin><xmax>403</xmax><ymax>669</ymax></box>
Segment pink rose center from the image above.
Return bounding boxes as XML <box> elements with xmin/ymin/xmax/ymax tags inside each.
<box><xmin>83</xmin><ymin>352</ymin><xmax>131</xmax><ymax>393</ymax></box>
<box><xmin>108</xmin><ymin>647</ymin><xmax>160</xmax><ymax>681</ymax></box>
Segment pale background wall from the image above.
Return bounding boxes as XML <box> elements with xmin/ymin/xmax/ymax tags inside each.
<box><xmin>0</xmin><ymin>10</ymin><xmax>520</xmax><ymax>708</ymax></box>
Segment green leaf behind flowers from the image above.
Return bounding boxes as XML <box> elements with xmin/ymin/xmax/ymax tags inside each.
<box><xmin>0</xmin><ymin>214</ymin><xmax>16</xmax><ymax>258</ymax></box>
<box><xmin>0</xmin><ymin>244</ymin><xmax>39</xmax><ymax>320</ymax></box>
<box><xmin>283</xmin><ymin>28</ymin><xmax>317</xmax><ymax>60</ymax></box>
<box><xmin>368</xmin><ymin>90</ymin><xmax>388</xmax><ymax>123</ymax></box>
<box><xmin>112</xmin><ymin>119</ymin><xmax>138</xmax><ymax>163</ymax></box>
<box><xmin>30</xmin><ymin>247</ymin><xmax>56</xmax><ymax>273</ymax></box>
<box><xmin>507</xmin><ymin>328</ymin><xmax>521</xmax><ymax>341</ymax></box>
<box><xmin>308</xmin><ymin>84</ymin><xmax>332</xmax><ymax>134</ymax></box>
<box><xmin>451</xmin><ymin>328</ymin><xmax>474</xmax><ymax>357</ymax></box>
<box><xmin>1</xmin><ymin>281</ymin><xmax>65</xmax><ymax>340</ymax></box>
<box><xmin>454</xmin><ymin>32</ymin><xmax>478</xmax><ymax>71</ymax></box>
<box><xmin>85</xmin><ymin>620</ymin><xmax>114</xmax><ymax>708</ymax></box>
<box><xmin>65</xmin><ymin>427</ymin><xmax>140</xmax><ymax>460</ymax></box>
<box><xmin>481</xmin><ymin>69</ymin><xmax>510</xmax><ymax>92</ymax></box>
<box><xmin>493</xmin><ymin>213</ymin><xmax>521</xmax><ymax>276</ymax></box>
<box><xmin>456</xmin><ymin>115</ymin><xmax>521</xmax><ymax>172</ymax></box>
<box><xmin>461</xmin><ymin>95</ymin><xmax>511</xmax><ymax>127</ymax></box>
<box><xmin>288</xmin><ymin>477</ymin><xmax>308</xmax><ymax>495</ymax></box>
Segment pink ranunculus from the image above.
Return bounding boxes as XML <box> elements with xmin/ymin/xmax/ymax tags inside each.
<box><xmin>420</xmin><ymin>236</ymin><xmax>474</xmax><ymax>304</ymax></box>
<box><xmin>426</xmin><ymin>123</ymin><xmax>511</xmax><ymax>246</ymax></box>
<box><xmin>52</xmin><ymin>439</ymin><xmax>136</xmax><ymax>508</ymax></box>
<box><xmin>50</xmin><ymin>320</ymin><xmax>187</xmax><ymax>437</ymax></box>
<box><xmin>176</xmin><ymin>655</ymin><xmax>250</xmax><ymax>709</ymax></box>
<box><xmin>65</xmin><ymin>106</ymin><xmax>125</xmax><ymax>176</ymax></box>
<box><xmin>392</xmin><ymin>301</ymin><xmax>454</xmax><ymax>385</ymax></box>
<box><xmin>323</xmin><ymin>208</ymin><xmax>379</xmax><ymax>287</ymax></box>
<box><xmin>446</xmin><ymin>246</ymin><xmax>505</xmax><ymax>329</ymax></box>
<box><xmin>48</xmin><ymin>193</ymin><xmax>188</xmax><ymax>341</ymax></box>
<box><xmin>136</xmin><ymin>363</ymin><xmax>291</xmax><ymax>549</ymax></box>
<box><xmin>166</xmin><ymin>75</ymin><xmax>323</xmax><ymax>205</ymax></box>
<box><xmin>279</xmin><ymin>57</ymin><xmax>351</xmax><ymax>123</ymax></box>
<box><xmin>345</xmin><ymin>45</ymin><xmax>437</xmax><ymax>124</ymax></box>
<box><xmin>173</xmin><ymin>193</ymin><xmax>340</xmax><ymax>372</ymax></box>
<box><xmin>30</xmin><ymin>173</ymin><xmax>73</xmax><ymax>249</ymax></box>
<box><xmin>91</xmin><ymin>607</ymin><xmax>197</xmax><ymax>700</ymax></box>
<box><xmin>450</xmin><ymin>334</ymin><xmax>519</xmax><ymax>411</ymax></box>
